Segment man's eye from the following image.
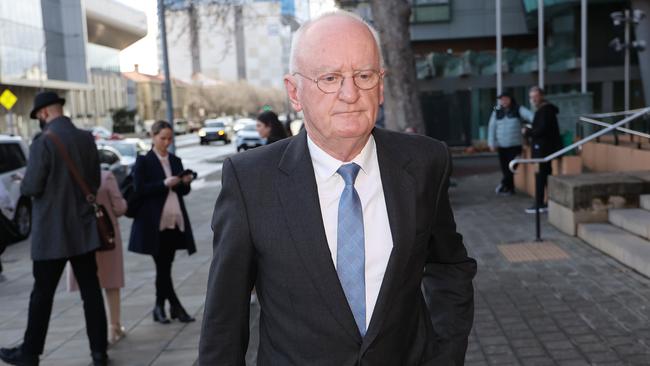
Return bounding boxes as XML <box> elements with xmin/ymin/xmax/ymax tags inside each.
<box><xmin>320</xmin><ymin>75</ymin><xmax>340</xmax><ymax>83</ymax></box>
<box><xmin>356</xmin><ymin>71</ymin><xmax>375</xmax><ymax>81</ymax></box>
<box><xmin>357</xmin><ymin>72</ymin><xmax>371</xmax><ymax>80</ymax></box>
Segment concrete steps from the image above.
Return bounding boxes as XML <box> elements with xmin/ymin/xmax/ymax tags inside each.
<box><xmin>608</xmin><ymin>208</ymin><xmax>650</xmax><ymax>240</ymax></box>
<box><xmin>577</xmin><ymin>223</ymin><xmax>650</xmax><ymax>277</ymax></box>
<box><xmin>641</xmin><ymin>194</ymin><xmax>650</xmax><ymax>211</ymax></box>
<box><xmin>578</xmin><ymin>196</ymin><xmax>650</xmax><ymax>278</ymax></box>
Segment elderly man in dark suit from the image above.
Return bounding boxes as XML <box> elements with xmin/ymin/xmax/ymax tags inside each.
<box><xmin>199</xmin><ymin>11</ymin><xmax>477</xmax><ymax>366</ymax></box>
<box><xmin>0</xmin><ymin>92</ymin><xmax>109</xmax><ymax>366</ymax></box>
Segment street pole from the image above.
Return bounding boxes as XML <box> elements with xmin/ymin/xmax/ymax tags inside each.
<box><xmin>496</xmin><ymin>0</ymin><xmax>502</xmax><ymax>95</ymax></box>
<box><xmin>581</xmin><ymin>0</ymin><xmax>587</xmax><ymax>94</ymax></box>
<box><xmin>538</xmin><ymin>0</ymin><xmax>544</xmax><ymax>89</ymax></box>
<box><xmin>158</xmin><ymin>0</ymin><xmax>176</xmax><ymax>153</ymax></box>
<box><xmin>39</xmin><ymin>43</ymin><xmax>46</xmax><ymax>92</ymax></box>
<box><xmin>625</xmin><ymin>9</ymin><xmax>631</xmax><ymax>112</ymax></box>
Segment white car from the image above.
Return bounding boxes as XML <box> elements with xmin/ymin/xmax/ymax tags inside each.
<box><xmin>96</xmin><ymin>145</ymin><xmax>129</xmax><ymax>186</ymax></box>
<box><xmin>0</xmin><ymin>135</ymin><xmax>31</xmax><ymax>242</ymax></box>
<box><xmin>236</xmin><ymin>123</ymin><xmax>263</xmax><ymax>152</ymax></box>
<box><xmin>233</xmin><ymin>118</ymin><xmax>257</xmax><ymax>133</ymax></box>
<box><xmin>199</xmin><ymin>119</ymin><xmax>233</xmax><ymax>145</ymax></box>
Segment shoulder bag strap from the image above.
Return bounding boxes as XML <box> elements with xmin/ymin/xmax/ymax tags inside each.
<box><xmin>44</xmin><ymin>130</ymin><xmax>96</xmax><ymax>204</ymax></box>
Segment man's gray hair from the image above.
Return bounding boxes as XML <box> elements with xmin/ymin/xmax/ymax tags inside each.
<box><xmin>288</xmin><ymin>10</ymin><xmax>384</xmax><ymax>74</ymax></box>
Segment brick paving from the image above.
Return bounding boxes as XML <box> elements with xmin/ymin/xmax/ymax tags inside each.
<box><xmin>455</xmin><ymin>171</ymin><xmax>650</xmax><ymax>366</ymax></box>
<box><xmin>1</xmin><ymin>158</ymin><xmax>649</xmax><ymax>365</ymax></box>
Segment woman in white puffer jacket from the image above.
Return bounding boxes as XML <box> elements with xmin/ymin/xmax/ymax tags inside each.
<box><xmin>487</xmin><ymin>93</ymin><xmax>533</xmax><ymax>195</ymax></box>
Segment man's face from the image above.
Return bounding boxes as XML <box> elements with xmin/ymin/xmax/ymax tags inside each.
<box><xmin>36</xmin><ymin>108</ymin><xmax>48</xmax><ymax>130</ymax></box>
<box><xmin>499</xmin><ymin>96</ymin><xmax>512</xmax><ymax>109</ymax></box>
<box><xmin>529</xmin><ymin>90</ymin><xmax>543</xmax><ymax>109</ymax></box>
<box><xmin>285</xmin><ymin>17</ymin><xmax>384</xmax><ymax>143</ymax></box>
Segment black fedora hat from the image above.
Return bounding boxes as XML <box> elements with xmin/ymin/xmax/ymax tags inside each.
<box><xmin>30</xmin><ymin>91</ymin><xmax>65</xmax><ymax>119</ymax></box>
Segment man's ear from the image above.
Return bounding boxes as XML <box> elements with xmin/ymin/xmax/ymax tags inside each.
<box><xmin>284</xmin><ymin>75</ymin><xmax>302</xmax><ymax>112</ymax></box>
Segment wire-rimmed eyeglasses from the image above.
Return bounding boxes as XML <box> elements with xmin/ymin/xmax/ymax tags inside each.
<box><xmin>292</xmin><ymin>70</ymin><xmax>384</xmax><ymax>94</ymax></box>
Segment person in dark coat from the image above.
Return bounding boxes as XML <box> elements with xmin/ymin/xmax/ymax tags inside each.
<box><xmin>256</xmin><ymin>110</ymin><xmax>288</xmax><ymax>145</ymax></box>
<box><xmin>199</xmin><ymin>12</ymin><xmax>476</xmax><ymax>366</ymax></box>
<box><xmin>523</xmin><ymin>86</ymin><xmax>563</xmax><ymax>213</ymax></box>
<box><xmin>128</xmin><ymin>120</ymin><xmax>197</xmax><ymax>324</ymax></box>
<box><xmin>0</xmin><ymin>92</ymin><xmax>109</xmax><ymax>366</ymax></box>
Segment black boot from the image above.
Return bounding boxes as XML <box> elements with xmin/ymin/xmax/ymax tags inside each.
<box><xmin>152</xmin><ymin>304</ymin><xmax>170</xmax><ymax>324</ymax></box>
<box><xmin>0</xmin><ymin>346</ymin><xmax>39</xmax><ymax>366</ymax></box>
<box><xmin>169</xmin><ymin>303</ymin><xmax>195</xmax><ymax>323</ymax></box>
<box><xmin>91</xmin><ymin>351</ymin><xmax>109</xmax><ymax>366</ymax></box>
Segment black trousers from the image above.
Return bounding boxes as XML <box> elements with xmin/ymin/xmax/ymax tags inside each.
<box><xmin>535</xmin><ymin>162</ymin><xmax>553</xmax><ymax>206</ymax></box>
<box><xmin>497</xmin><ymin>146</ymin><xmax>522</xmax><ymax>191</ymax></box>
<box><xmin>22</xmin><ymin>251</ymin><xmax>107</xmax><ymax>355</ymax></box>
<box><xmin>153</xmin><ymin>229</ymin><xmax>182</xmax><ymax>306</ymax></box>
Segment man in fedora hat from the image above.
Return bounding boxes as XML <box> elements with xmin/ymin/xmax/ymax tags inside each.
<box><xmin>29</xmin><ymin>91</ymin><xmax>66</xmax><ymax>131</ymax></box>
<box><xmin>0</xmin><ymin>91</ymin><xmax>109</xmax><ymax>366</ymax></box>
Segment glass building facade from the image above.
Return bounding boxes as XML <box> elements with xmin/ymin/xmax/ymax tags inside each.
<box><xmin>0</xmin><ymin>0</ymin><xmax>47</xmax><ymax>80</ymax></box>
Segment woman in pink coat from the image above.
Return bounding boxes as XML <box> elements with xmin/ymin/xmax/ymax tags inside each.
<box><xmin>68</xmin><ymin>170</ymin><xmax>127</xmax><ymax>344</ymax></box>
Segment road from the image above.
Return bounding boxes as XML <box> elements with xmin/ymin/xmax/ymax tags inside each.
<box><xmin>170</xmin><ymin>133</ymin><xmax>236</xmax><ymax>190</ymax></box>
<box><xmin>0</xmin><ymin>134</ymin><xmax>245</xmax><ymax>366</ymax></box>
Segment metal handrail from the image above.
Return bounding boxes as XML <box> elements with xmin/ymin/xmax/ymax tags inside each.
<box><xmin>580</xmin><ymin>116</ymin><xmax>650</xmax><ymax>140</ymax></box>
<box><xmin>583</xmin><ymin>108</ymin><xmax>649</xmax><ymax>119</ymax></box>
<box><xmin>509</xmin><ymin>107</ymin><xmax>650</xmax><ymax>173</ymax></box>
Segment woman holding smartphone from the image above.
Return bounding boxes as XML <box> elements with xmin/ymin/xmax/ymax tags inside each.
<box><xmin>128</xmin><ymin>120</ymin><xmax>197</xmax><ymax>324</ymax></box>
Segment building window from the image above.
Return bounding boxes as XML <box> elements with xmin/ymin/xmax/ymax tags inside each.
<box><xmin>411</xmin><ymin>0</ymin><xmax>451</xmax><ymax>24</ymax></box>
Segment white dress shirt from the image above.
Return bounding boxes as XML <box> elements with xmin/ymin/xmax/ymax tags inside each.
<box><xmin>307</xmin><ymin>135</ymin><xmax>393</xmax><ymax>329</ymax></box>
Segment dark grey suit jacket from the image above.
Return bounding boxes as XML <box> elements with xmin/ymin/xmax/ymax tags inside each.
<box><xmin>21</xmin><ymin>117</ymin><xmax>101</xmax><ymax>261</ymax></box>
<box><xmin>200</xmin><ymin>128</ymin><xmax>476</xmax><ymax>365</ymax></box>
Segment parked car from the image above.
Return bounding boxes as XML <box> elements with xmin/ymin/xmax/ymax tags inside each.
<box><xmin>97</xmin><ymin>145</ymin><xmax>129</xmax><ymax>186</ymax></box>
<box><xmin>89</xmin><ymin>126</ymin><xmax>123</xmax><ymax>141</ymax></box>
<box><xmin>173</xmin><ymin>119</ymin><xmax>189</xmax><ymax>135</ymax></box>
<box><xmin>0</xmin><ymin>135</ymin><xmax>31</xmax><ymax>242</ymax></box>
<box><xmin>233</xmin><ymin>117</ymin><xmax>256</xmax><ymax>133</ymax></box>
<box><xmin>199</xmin><ymin>119</ymin><xmax>233</xmax><ymax>145</ymax></box>
<box><xmin>97</xmin><ymin>138</ymin><xmax>149</xmax><ymax>177</ymax></box>
<box><xmin>236</xmin><ymin>123</ymin><xmax>263</xmax><ymax>152</ymax></box>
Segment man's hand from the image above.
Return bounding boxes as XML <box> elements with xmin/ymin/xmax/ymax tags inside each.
<box><xmin>182</xmin><ymin>174</ymin><xmax>193</xmax><ymax>184</ymax></box>
<box><xmin>489</xmin><ymin>147</ymin><xmax>496</xmax><ymax>153</ymax></box>
<box><xmin>164</xmin><ymin>176</ymin><xmax>181</xmax><ymax>187</ymax></box>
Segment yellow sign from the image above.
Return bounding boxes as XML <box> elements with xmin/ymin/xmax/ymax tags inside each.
<box><xmin>0</xmin><ymin>89</ymin><xmax>17</xmax><ymax>111</ymax></box>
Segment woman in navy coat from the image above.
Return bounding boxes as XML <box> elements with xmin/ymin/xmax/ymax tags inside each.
<box><xmin>128</xmin><ymin>120</ymin><xmax>197</xmax><ymax>324</ymax></box>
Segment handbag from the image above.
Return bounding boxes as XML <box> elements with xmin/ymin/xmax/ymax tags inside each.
<box><xmin>119</xmin><ymin>170</ymin><xmax>143</xmax><ymax>218</ymax></box>
<box><xmin>45</xmin><ymin>131</ymin><xmax>116</xmax><ymax>251</ymax></box>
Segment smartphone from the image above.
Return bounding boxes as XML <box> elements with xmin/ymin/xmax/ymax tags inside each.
<box><xmin>178</xmin><ymin>169</ymin><xmax>197</xmax><ymax>179</ymax></box>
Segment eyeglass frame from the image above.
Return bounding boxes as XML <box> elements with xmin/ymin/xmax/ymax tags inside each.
<box><xmin>292</xmin><ymin>69</ymin><xmax>385</xmax><ymax>94</ymax></box>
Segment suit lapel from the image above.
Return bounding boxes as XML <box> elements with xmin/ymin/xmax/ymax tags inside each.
<box><xmin>361</xmin><ymin>128</ymin><xmax>416</xmax><ymax>352</ymax></box>
<box><xmin>276</xmin><ymin>131</ymin><xmax>362</xmax><ymax>344</ymax></box>
<box><xmin>146</xmin><ymin>150</ymin><xmax>167</xmax><ymax>179</ymax></box>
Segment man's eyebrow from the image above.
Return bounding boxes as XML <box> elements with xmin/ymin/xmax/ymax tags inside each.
<box><xmin>310</xmin><ymin>65</ymin><xmax>379</xmax><ymax>74</ymax></box>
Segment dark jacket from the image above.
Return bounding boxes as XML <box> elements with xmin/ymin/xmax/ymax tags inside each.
<box><xmin>199</xmin><ymin>128</ymin><xmax>477</xmax><ymax>366</ymax></box>
<box><xmin>266</xmin><ymin>135</ymin><xmax>285</xmax><ymax>145</ymax></box>
<box><xmin>21</xmin><ymin>117</ymin><xmax>101</xmax><ymax>260</ymax></box>
<box><xmin>525</xmin><ymin>102</ymin><xmax>563</xmax><ymax>158</ymax></box>
<box><xmin>128</xmin><ymin>150</ymin><xmax>196</xmax><ymax>256</ymax></box>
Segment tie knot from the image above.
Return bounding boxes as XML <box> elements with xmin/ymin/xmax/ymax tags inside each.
<box><xmin>337</xmin><ymin>163</ymin><xmax>361</xmax><ymax>186</ymax></box>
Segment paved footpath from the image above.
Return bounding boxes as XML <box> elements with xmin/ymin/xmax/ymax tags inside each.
<box><xmin>458</xmin><ymin>171</ymin><xmax>650</xmax><ymax>366</ymax></box>
<box><xmin>1</xmin><ymin>160</ymin><xmax>649</xmax><ymax>365</ymax></box>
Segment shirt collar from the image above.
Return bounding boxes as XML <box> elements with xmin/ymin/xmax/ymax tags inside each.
<box><xmin>307</xmin><ymin>134</ymin><xmax>375</xmax><ymax>180</ymax></box>
<box><xmin>153</xmin><ymin>148</ymin><xmax>169</xmax><ymax>161</ymax></box>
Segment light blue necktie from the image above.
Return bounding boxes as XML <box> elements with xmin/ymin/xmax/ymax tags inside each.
<box><xmin>336</xmin><ymin>163</ymin><xmax>366</xmax><ymax>336</ymax></box>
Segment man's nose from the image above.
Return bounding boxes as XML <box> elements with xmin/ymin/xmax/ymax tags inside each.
<box><xmin>337</xmin><ymin>76</ymin><xmax>360</xmax><ymax>103</ymax></box>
